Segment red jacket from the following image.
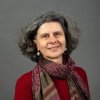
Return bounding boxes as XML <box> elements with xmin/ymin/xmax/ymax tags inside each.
<box><xmin>14</xmin><ymin>67</ymin><xmax>90</xmax><ymax>100</ymax></box>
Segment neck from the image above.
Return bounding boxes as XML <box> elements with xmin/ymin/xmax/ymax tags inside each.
<box><xmin>43</xmin><ymin>56</ymin><xmax>63</xmax><ymax>64</ymax></box>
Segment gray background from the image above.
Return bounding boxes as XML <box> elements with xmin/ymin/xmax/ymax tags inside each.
<box><xmin>0</xmin><ymin>0</ymin><xmax>100</xmax><ymax>100</ymax></box>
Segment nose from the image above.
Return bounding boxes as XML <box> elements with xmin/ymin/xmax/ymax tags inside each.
<box><xmin>49</xmin><ymin>34</ymin><xmax>57</xmax><ymax>44</ymax></box>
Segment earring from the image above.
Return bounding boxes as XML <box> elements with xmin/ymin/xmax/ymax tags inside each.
<box><xmin>37</xmin><ymin>51</ymin><xmax>40</xmax><ymax>56</ymax></box>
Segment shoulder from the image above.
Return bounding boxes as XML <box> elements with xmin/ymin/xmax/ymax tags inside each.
<box><xmin>74</xmin><ymin>66</ymin><xmax>87</xmax><ymax>74</ymax></box>
<box><xmin>74</xmin><ymin>66</ymin><xmax>90</xmax><ymax>94</ymax></box>
<box><xmin>74</xmin><ymin>66</ymin><xmax>88</xmax><ymax>81</ymax></box>
<box><xmin>15</xmin><ymin>71</ymin><xmax>32</xmax><ymax>90</ymax></box>
<box><xmin>17</xmin><ymin>71</ymin><xmax>32</xmax><ymax>83</ymax></box>
<box><xmin>16</xmin><ymin>65</ymin><xmax>39</xmax><ymax>85</ymax></box>
<box><xmin>14</xmin><ymin>71</ymin><xmax>33</xmax><ymax>100</ymax></box>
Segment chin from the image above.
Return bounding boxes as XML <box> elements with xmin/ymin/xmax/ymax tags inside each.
<box><xmin>47</xmin><ymin>54</ymin><xmax>62</xmax><ymax>59</ymax></box>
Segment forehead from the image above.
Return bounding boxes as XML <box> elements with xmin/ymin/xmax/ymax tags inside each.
<box><xmin>37</xmin><ymin>21</ymin><xmax>63</xmax><ymax>34</ymax></box>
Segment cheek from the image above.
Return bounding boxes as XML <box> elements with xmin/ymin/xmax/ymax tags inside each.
<box><xmin>60</xmin><ymin>37</ymin><xmax>66</xmax><ymax>47</ymax></box>
<box><xmin>64</xmin><ymin>36</ymin><xmax>67</xmax><ymax>46</ymax></box>
<box><xmin>37</xmin><ymin>42</ymin><xmax>46</xmax><ymax>51</ymax></box>
<box><xmin>38</xmin><ymin>44</ymin><xmax>48</xmax><ymax>56</ymax></box>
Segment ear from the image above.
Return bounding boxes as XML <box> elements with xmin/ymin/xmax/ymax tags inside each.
<box><xmin>33</xmin><ymin>40</ymin><xmax>37</xmax><ymax>44</ymax></box>
<box><xmin>33</xmin><ymin>40</ymin><xmax>39</xmax><ymax>51</ymax></box>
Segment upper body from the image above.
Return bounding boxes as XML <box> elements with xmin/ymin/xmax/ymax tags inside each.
<box><xmin>15</xmin><ymin>11</ymin><xmax>90</xmax><ymax>100</ymax></box>
<box><xmin>14</xmin><ymin>66</ymin><xmax>90</xmax><ymax>100</ymax></box>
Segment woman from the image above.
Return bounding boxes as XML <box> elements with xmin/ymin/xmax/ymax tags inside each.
<box><xmin>14</xmin><ymin>11</ymin><xmax>90</xmax><ymax>100</ymax></box>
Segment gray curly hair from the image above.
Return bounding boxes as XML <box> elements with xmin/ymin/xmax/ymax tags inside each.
<box><xmin>18</xmin><ymin>11</ymin><xmax>80</xmax><ymax>62</ymax></box>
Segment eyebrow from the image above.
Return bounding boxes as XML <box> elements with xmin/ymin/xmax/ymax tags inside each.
<box><xmin>40</xmin><ymin>31</ymin><xmax>63</xmax><ymax>35</ymax></box>
<box><xmin>40</xmin><ymin>32</ymin><xmax>49</xmax><ymax>36</ymax></box>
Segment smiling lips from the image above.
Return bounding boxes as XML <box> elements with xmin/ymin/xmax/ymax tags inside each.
<box><xmin>48</xmin><ymin>46</ymin><xmax>60</xmax><ymax>51</ymax></box>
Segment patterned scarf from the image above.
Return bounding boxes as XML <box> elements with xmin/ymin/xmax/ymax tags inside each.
<box><xmin>32</xmin><ymin>56</ymin><xmax>90</xmax><ymax>100</ymax></box>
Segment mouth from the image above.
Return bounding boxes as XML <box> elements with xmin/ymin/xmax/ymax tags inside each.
<box><xmin>48</xmin><ymin>46</ymin><xmax>60</xmax><ymax>51</ymax></box>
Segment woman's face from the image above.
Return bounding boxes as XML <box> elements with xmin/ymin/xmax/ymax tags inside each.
<box><xmin>34</xmin><ymin>21</ymin><xmax>66</xmax><ymax>63</ymax></box>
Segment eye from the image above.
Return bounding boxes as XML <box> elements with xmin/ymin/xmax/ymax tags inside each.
<box><xmin>41</xmin><ymin>33</ymin><xmax>49</xmax><ymax>39</ymax></box>
<box><xmin>54</xmin><ymin>31</ymin><xmax>62</xmax><ymax>37</ymax></box>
